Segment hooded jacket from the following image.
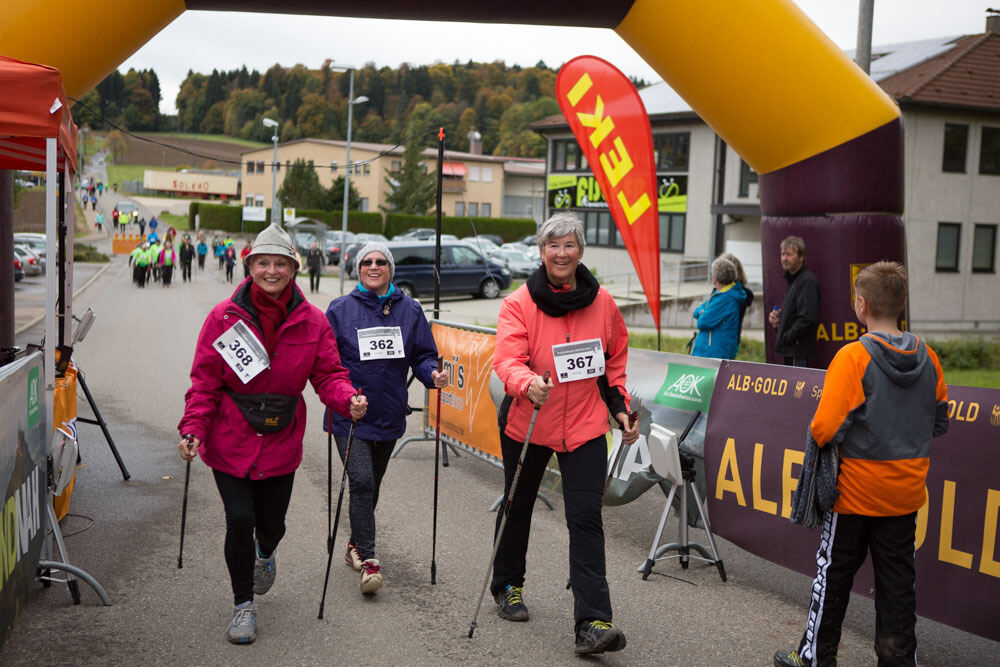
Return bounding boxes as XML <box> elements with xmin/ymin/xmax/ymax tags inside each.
<box><xmin>324</xmin><ymin>284</ymin><xmax>439</xmax><ymax>440</ymax></box>
<box><xmin>691</xmin><ymin>281</ymin><xmax>747</xmax><ymax>359</ymax></box>
<box><xmin>178</xmin><ymin>278</ymin><xmax>357</xmax><ymax>479</ymax></box>
<box><xmin>809</xmin><ymin>331</ymin><xmax>948</xmax><ymax>516</ymax></box>
<box><xmin>493</xmin><ymin>265</ymin><xmax>630</xmax><ymax>453</ymax></box>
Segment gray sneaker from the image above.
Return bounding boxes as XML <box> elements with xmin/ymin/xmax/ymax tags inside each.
<box><xmin>227</xmin><ymin>601</ymin><xmax>256</xmax><ymax>644</ymax></box>
<box><xmin>253</xmin><ymin>540</ymin><xmax>276</xmax><ymax>595</ymax></box>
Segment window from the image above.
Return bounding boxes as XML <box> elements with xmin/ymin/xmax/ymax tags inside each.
<box><xmin>451</xmin><ymin>245</ymin><xmax>482</xmax><ymax>264</ymax></box>
<box><xmin>468</xmin><ymin>165</ymin><xmax>480</xmax><ymax>181</ymax></box>
<box><xmin>942</xmin><ymin>124</ymin><xmax>968</xmax><ymax>172</ymax></box>
<box><xmin>246</xmin><ymin>161</ymin><xmax>255</xmax><ymax>174</ymax></box>
<box><xmin>481</xmin><ymin>202</ymin><xmax>491</xmax><ymax>217</ymax></box>
<box><xmin>482</xmin><ymin>166</ymin><xmax>493</xmax><ymax>182</ymax></box>
<box><xmin>552</xmin><ymin>139</ymin><xmax>586</xmax><ymax>171</ymax></box>
<box><xmin>468</xmin><ymin>202</ymin><xmax>479</xmax><ymax>217</ymax></box>
<box><xmin>660</xmin><ymin>213</ymin><xmax>685</xmax><ymax>252</ymax></box>
<box><xmin>245</xmin><ymin>195</ymin><xmax>255</xmax><ymax>206</ymax></box>
<box><xmin>255</xmin><ymin>195</ymin><xmax>264</xmax><ymax>205</ymax></box>
<box><xmin>256</xmin><ymin>161</ymin><xmax>264</xmax><ymax>173</ymax></box>
<box><xmin>455</xmin><ymin>201</ymin><xmax>465</xmax><ymax>216</ymax></box>
<box><xmin>391</xmin><ymin>160</ymin><xmax>402</xmax><ymax>173</ymax></box>
<box><xmin>275</xmin><ymin>161</ymin><xmax>280</xmax><ymax>172</ymax></box>
<box><xmin>396</xmin><ymin>247</ymin><xmax>435</xmax><ymax>265</ymax></box>
<box><xmin>935</xmin><ymin>223</ymin><xmax>961</xmax><ymax>272</ymax></box>
<box><xmin>655</xmin><ymin>133</ymin><xmax>690</xmax><ymax>170</ymax></box>
<box><xmin>331</xmin><ymin>160</ymin><xmax>338</xmax><ymax>174</ymax></box>
<box><xmin>363</xmin><ymin>163</ymin><xmax>370</xmax><ymax>175</ymax></box>
<box><xmin>354</xmin><ymin>163</ymin><xmax>361</xmax><ymax>175</ymax></box>
<box><xmin>972</xmin><ymin>224</ymin><xmax>997</xmax><ymax>273</ymax></box>
<box><xmin>361</xmin><ymin>198</ymin><xmax>369</xmax><ymax>212</ymax></box>
<box><xmin>979</xmin><ymin>126</ymin><xmax>1000</xmax><ymax>175</ymax></box>
<box><xmin>738</xmin><ymin>159</ymin><xmax>758</xmax><ymax>198</ymax></box>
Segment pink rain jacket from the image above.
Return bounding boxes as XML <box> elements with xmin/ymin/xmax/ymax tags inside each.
<box><xmin>178</xmin><ymin>279</ymin><xmax>356</xmax><ymax>479</ymax></box>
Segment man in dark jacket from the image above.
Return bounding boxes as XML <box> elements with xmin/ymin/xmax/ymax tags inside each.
<box><xmin>178</xmin><ymin>235</ymin><xmax>195</xmax><ymax>282</ymax></box>
<box><xmin>768</xmin><ymin>236</ymin><xmax>820</xmax><ymax>367</ymax></box>
<box><xmin>306</xmin><ymin>241</ymin><xmax>324</xmax><ymax>293</ymax></box>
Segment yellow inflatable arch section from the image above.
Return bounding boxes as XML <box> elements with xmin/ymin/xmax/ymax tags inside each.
<box><xmin>3</xmin><ymin>0</ymin><xmax>906</xmax><ymax>368</ymax></box>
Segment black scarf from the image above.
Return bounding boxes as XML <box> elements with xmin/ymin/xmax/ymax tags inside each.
<box><xmin>526</xmin><ymin>263</ymin><xmax>600</xmax><ymax>317</ymax></box>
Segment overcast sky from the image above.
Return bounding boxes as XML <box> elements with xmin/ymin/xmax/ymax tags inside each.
<box><xmin>120</xmin><ymin>1</ymin><xmax>993</xmax><ymax>115</ymax></box>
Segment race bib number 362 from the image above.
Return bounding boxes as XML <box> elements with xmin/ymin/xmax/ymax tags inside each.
<box><xmin>357</xmin><ymin>326</ymin><xmax>405</xmax><ymax>360</ymax></box>
<box><xmin>552</xmin><ymin>338</ymin><xmax>605</xmax><ymax>383</ymax></box>
<box><xmin>213</xmin><ymin>320</ymin><xmax>269</xmax><ymax>384</ymax></box>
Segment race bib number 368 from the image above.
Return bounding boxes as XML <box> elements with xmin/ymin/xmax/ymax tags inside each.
<box><xmin>552</xmin><ymin>338</ymin><xmax>605</xmax><ymax>383</ymax></box>
<box><xmin>213</xmin><ymin>320</ymin><xmax>269</xmax><ymax>384</ymax></box>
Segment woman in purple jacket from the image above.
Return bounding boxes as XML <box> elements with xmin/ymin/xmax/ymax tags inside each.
<box><xmin>177</xmin><ymin>224</ymin><xmax>366</xmax><ymax>645</ymax></box>
<box><xmin>325</xmin><ymin>242</ymin><xmax>447</xmax><ymax>596</ymax></box>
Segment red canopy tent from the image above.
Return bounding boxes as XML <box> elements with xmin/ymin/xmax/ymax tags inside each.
<box><xmin>1</xmin><ymin>53</ymin><xmax>79</xmax><ymax>475</ymax></box>
<box><xmin>0</xmin><ymin>54</ymin><xmax>79</xmax><ymax>172</ymax></box>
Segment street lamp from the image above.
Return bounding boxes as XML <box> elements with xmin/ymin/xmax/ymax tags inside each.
<box><xmin>262</xmin><ymin>117</ymin><xmax>280</xmax><ymax>225</ymax></box>
<box><xmin>336</xmin><ymin>66</ymin><xmax>368</xmax><ymax>294</ymax></box>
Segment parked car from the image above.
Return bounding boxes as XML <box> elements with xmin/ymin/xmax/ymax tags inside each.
<box><xmin>341</xmin><ymin>233</ymin><xmax>388</xmax><ymax>276</ymax></box>
<box><xmin>392</xmin><ymin>227</ymin><xmax>437</xmax><ymax>241</ymax></box>
<box><xmin>13</xmin><ymin>233</ymin><xmax>46</xmax><ymax>260</ymax></box>
<box><xmin>323</xmin><ymin>230</ymin><xmax>356</xmax><ymax>265</ymax></box>
<box><xmin>489</xmin><ymin>245</ymin><xmax>540</xmax><ymax>278</ymax></box>
<box><xmin>461</xmin><ymin>236</ymin><xmax>500</xmax><ymax>254</ymax></box>
<box><xmin>517</xmin><ymin>234</ymin><xmax>537</xmax><ymax>247</ymax></box>
<box><xmin>13</xmin><ymin>256</ymin><xmax>23</xmax><ymax>282</ymax></box>
<box><xmin>13</xmin><ymin>244</ymin><xmax>43</xmax><ymax>276</ymax></box>
<box><xmin>385</xmin><ymin>240</ymin><xmax>511</xmax><ymax>299</ymax></box>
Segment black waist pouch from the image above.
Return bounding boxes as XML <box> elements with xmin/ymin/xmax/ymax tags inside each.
<box><xmin>226</xmin><ymin>388</ymin><xmax>299</xmax><ymax>433</ymax></box>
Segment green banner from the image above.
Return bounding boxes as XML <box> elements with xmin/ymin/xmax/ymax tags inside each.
<box><xmin>26</xmin><ymin>366</ymin><xmax>39</xmax><ymax>430</ymax></box>
<box><xmin>653</xmin><ymin>362</ymin><xmax>717</xmax><ymax>411</ymax></box>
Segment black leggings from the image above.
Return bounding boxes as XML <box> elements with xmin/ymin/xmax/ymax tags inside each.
<box><xmin>212</xmin><ymin>469</ymin><xmax>295</xmax><ymax>605</ymax></box>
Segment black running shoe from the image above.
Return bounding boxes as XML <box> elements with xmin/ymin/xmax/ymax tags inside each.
<box><xmin>494</xmin><ymin>585</ymin><xmax>529</xmax><ymax>622</ymax></box>
<box><xmin>575</xmin><ymin>620</ymin><xmax>626</xmax><ymax>655</ymax></box>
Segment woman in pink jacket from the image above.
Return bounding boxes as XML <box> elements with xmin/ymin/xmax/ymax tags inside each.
<box><xmin>177</xmin><ymin>223</ymin><xmax>366</xmax><ymax>645</ymax></box>
<box><xmin>490</xmin><ymin>212</ymin><xmax>638</xmax><ymax>656</ymax></box>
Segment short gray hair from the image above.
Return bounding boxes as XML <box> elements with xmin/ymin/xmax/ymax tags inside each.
<box><xmin>537</xmin><ymin>212</ymin><xmax>585</xmax><ymax>251</ymax></box>
<box><xmin>780</xmin><ymin>235</ymin><xmax>806</xmax><ymax>257</ymax></box>
<box><xmin>711</xmin><ymin>257</ymin><xmax>737</xmax><ymax>285</ymax></box>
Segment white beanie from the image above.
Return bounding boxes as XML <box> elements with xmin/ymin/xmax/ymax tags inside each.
<box><xmin>355</xmin><ymin>242</ymin><xmax>395</xmax><ymax>279</ymax></box>
<box><xmin>246</xmin><ymin>224</ymin><xmax>299</xmax><ymax>269</ymax></box>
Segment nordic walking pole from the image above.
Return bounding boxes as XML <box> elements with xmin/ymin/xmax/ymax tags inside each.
<box><xmin>431</xmin><ymin>356</ymin><xmax>443</xmax><ymax>584</ymax></box>
<box><xmin>468</xmin><ymin>371</ymin><xmax>549</xmax><ymax>639</ymax></box>
<box><xmin>318</xmin><ymin>389</ymin><xmax>361</xmax><ymax>620</ymax></box>
<box><xmin>177</xmin><ymin>435</ymin><xmax>194</xmax><ymax>569</ymax></box>
<box><xmin>326</xmin><ymin>410</ymin><xmax>334</xmax><ymax>556</ymax></box>
<box><xmin>605</xmin><ymin>410</ymin><xmax>638</xmax><ymax>492</ymax></box>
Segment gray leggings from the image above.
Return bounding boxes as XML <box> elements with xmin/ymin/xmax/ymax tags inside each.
<box><xmin>335</xmin><ymin>435</ymin><xmax>395</xmax><ymax>561</ymax></box>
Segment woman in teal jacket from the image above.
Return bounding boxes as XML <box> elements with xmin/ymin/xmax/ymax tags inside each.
<box><xmin>692</xmin><ymin>257</ymin><xmax>746</xmax><ymax>360</ymax></box>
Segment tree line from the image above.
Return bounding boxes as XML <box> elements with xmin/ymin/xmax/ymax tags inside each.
<box><xmin>72</xmin><ymin>60</ymin><xmax>646</xmax><ymax>158</ymax></box>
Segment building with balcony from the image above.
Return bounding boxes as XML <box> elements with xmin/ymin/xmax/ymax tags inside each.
<box><xmin>532</xmin><ymin>16</ymin><xmax>1000</xmax><ymax>334</ymax></box>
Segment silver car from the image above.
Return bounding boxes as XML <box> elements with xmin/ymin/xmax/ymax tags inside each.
<box><xmin>14</xmin><ymin>244</ymin><xmax>44</xmax><ymax>276</ymax></box>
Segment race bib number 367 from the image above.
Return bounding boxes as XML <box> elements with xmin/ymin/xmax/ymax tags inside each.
<box><xmin>213</xmin><ymin>320</ymin><xmax>269</xmax><ymax>384</ymax></box>
<box><xmin>552</xmin><ymin>338</ymin><xmax>605</xmax><ymax>383</ymax></box>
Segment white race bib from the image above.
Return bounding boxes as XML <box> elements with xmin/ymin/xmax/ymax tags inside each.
<box><xmin>552</xmin><ymin>338</ymin><xmax>605</xmax><ymax>383</ymax></box>
<box><xmin>357</xmin><ymin>326</ymin><xmax>405</xmax><ymax>360</ymax></box>
<box><xmin>213</xmin><ymin>320</ymin><xmax>269</xmax><ymax>384</ymax></box>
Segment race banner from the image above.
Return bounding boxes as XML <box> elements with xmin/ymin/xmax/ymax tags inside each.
<box><xmin>427</xmin><ymin>322</ymin><xmax>502</xmax><ymax>458</ymax></box>
<box><xmin>1</xmin><ymin>352</ymin><xmax>48</xmax><ymax>650</ymax></box>
<box><xmin>704</xmin><ymin>360</ymin><xmax>1000</xmax><ymax>642</ymax></box>
<box><xmin>556</xmin><ymin>55</ymin><xmax>661</xmax><ymax>331</ymax></box>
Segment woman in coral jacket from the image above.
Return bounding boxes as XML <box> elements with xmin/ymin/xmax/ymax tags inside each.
<box><xmin>176</xmin><ymin>223</ymin><xmax>367</xmax><ymax>646</ymax></box>
<box><xmin>490</xmin><ymin>212</ymin><xmax>639</xmax><ymax>657</ymax></box>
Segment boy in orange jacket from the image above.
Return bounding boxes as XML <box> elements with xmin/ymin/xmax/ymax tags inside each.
<box><xmin>775</xmin><ymin>262</ymin><xmax>949</xmax><ymax>667</ymax></box>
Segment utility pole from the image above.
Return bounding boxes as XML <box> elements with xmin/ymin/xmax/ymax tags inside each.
<box><xmin>856</xmin><ymin>0</ymin><xmax>875</xmax><ymax>74</ymax></box>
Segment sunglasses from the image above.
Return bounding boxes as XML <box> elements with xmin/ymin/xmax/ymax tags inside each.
<box><xmin>360</xmin><ymin>258</ymin><xmax>389</xmax><ymax>267</ymax></box>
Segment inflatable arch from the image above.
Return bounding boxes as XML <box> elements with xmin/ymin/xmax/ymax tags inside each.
<box><xmin>4</xmin><ymin>0</ymin><xmax>905</xmax><ymax>367</ymax></box>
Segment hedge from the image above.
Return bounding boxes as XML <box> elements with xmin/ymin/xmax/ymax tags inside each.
<box><xmin>188</xmin><ymin>202</ymin><xmax>382</xmax><ymax>236</ymax></box>
<box><xmin>383</xmin><ymin>213</ymin><xmax>536</xmax><ymax>241</ymax></box>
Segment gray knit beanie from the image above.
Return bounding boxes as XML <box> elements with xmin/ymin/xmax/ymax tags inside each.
<box><xmin>355</xmin><ymin>242</ymin><xmax>395</xmax><ymax>279</ymax></box>
<box><xmin>246</xmin><ymin>223</ymin><xmax>299</xmax><ymax>269</ymax></box>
